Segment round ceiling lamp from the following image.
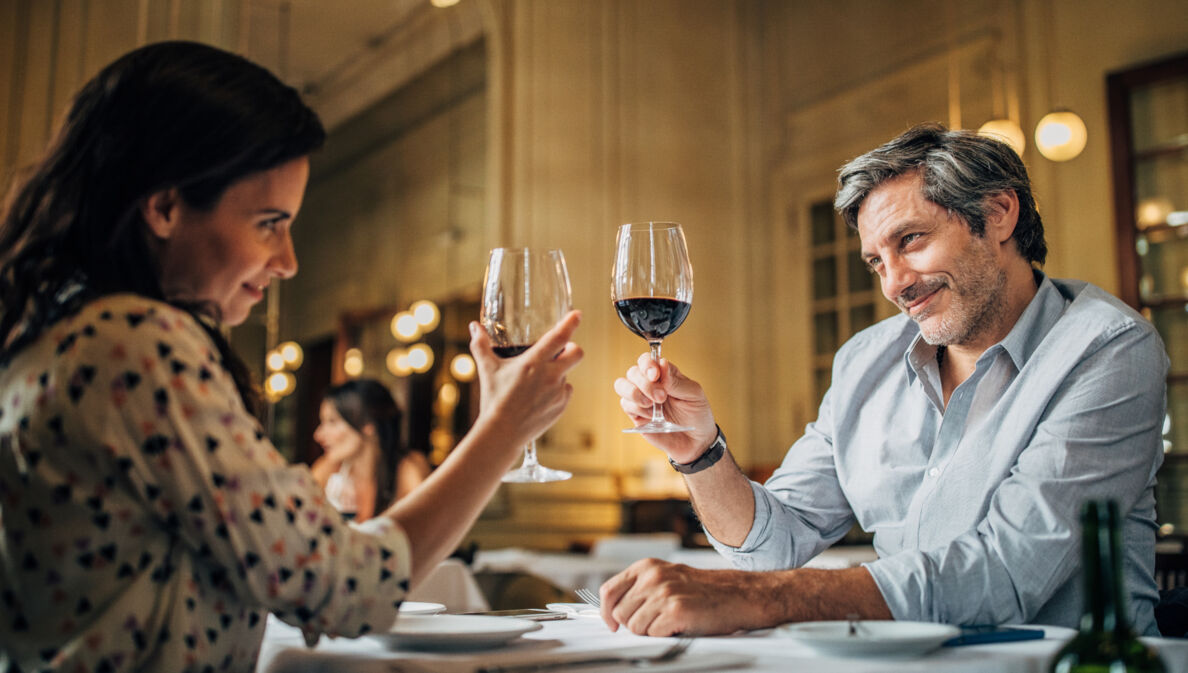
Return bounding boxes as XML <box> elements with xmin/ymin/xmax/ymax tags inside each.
<box><xmin>977</xmin><ymin>119</ymin><xmax>1026</xmax><ymax>156</ymax></box>
<box><xmin>1035</xmin><ymin>110</ymin><xmax>1087</xmax><ymax>162</ymax></box>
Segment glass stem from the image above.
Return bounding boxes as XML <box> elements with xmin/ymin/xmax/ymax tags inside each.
<box><xmin>648</xmin><ymin>340</ymin><xmax>667</xmax><ymax>425</ymax></box>
<box><xmin>521</xmin><ymin>439</ymin><xmax>540</xmax><ymax>469</ymax></box>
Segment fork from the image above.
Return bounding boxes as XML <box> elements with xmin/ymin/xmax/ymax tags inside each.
<box><xmin>476</xmin><ymin>637</ymin><xmax>693</xmax><ymax>673</ymax></box>
<box><xmin>575</xmin><ymin>588</ymin><xmax>600</xmax><ymax>608</ymax></box>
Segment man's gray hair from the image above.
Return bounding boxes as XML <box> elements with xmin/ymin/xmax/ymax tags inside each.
<box><xmin>834</xmin><ymin>123</ymin><xmax>1046</xmax><ymax>265</ymax></box>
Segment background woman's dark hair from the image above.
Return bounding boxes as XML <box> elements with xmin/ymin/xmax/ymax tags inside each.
<box><xmin>0</xmin><ymin>40</ymin><xmax>325</xmax><ymax>417</ymax></box>
<box><xmin>324</xmin><ymin>378</ymin><xmax>407</xmax><ymax>511</ymax></box>
<box><xmin>834</xmin><ymin>122</ymin><xmax>1046</xmax><ymax>266</ymax></box>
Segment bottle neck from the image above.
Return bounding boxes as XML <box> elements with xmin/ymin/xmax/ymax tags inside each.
<box><xmin>1079</xmin><ymin>500</ymin><xmax>1130</xmax><ymax>635</ymax></box>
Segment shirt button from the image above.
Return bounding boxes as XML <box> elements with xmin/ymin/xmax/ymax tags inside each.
<box><xmin>928</xmin><ymin>467</ymin><xmax>940</xmax><ymax>477</ymax></box>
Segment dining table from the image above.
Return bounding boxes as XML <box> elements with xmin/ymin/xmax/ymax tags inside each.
<box><xmin>255</xmin><ymin>610</ymin><xmax>1188</xmax><ymax>673</ymax></box>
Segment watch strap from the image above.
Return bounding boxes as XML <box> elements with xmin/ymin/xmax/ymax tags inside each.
<box><xmin>669</xmin><ymin>426</ymin><xmax>727</xmax><ymax>474</ymax></box>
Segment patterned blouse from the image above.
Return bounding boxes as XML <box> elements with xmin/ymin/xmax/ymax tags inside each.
<box><xmin>0</xmin><ymin>295</ymin><xmax>410</xmax><ymax>672</ymax></box>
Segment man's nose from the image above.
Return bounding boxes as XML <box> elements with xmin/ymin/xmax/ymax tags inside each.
<box><xmin>881</xmin><ymin>257</ymin><xmax>917</xmax><ymax>303</ymax></box>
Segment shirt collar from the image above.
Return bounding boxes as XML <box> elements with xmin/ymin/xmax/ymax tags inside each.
<box><xmin>903</xmin><ymin>269</ymin><xmax>1067</xmax><ymax>381</ymax></box>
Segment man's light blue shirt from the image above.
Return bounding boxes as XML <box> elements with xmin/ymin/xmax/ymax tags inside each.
<box><xmin>710</xmin><ymin>273</ymin><xmax>1167</xmax><ymax>634</ymax></box>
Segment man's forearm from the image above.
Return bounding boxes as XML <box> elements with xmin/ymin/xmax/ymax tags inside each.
<box><xmin>684</xmin><ymin>449</ymin><xmax>757</xmax><ymax>547</ymax></box>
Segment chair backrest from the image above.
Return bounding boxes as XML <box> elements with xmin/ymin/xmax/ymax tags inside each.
<box><xmin>1155</xmin><ymin>536</ymin><xmax>1188</xmax><ymax>590</ymax></box>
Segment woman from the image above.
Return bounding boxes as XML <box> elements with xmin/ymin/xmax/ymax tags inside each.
<box><xmin>0</xmin><ymin>41</ymin><xmax>581</xmax><ymax>672</ymax></box>
<box><xmin>310</xmin><ymin>378</ymin><xmax>432</xmax><ymax>521</ymax></box>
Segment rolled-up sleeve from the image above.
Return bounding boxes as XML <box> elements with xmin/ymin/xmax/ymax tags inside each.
<box><xmin>707</xmin><ymin>386</ymin><xmax>856</xmax><ymax>569</ymax></box>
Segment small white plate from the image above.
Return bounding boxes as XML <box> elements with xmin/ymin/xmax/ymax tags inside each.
<box><xmin>778</xmin><ymin>620</ymin><xmax>961</xmax><ymax>658</ymax></box>
<box><xmin>368</xmin><ymin>614</ymin><xmax>542</xmax><ymax>650</ymax></box>
<box><xmin>398</xmin><ymin>601</ymin><xmax>447</xmax><ymax>615</ymax></box>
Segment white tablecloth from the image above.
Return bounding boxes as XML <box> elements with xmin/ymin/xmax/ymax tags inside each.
<box><xmin>473</xmin><ymin>545</ymin><xmax>879</xmax><ymax>594</ymax></box>
<box><xmin>255</xmin><ymin>613</ymin><xmax>1188</xmax><ymax>673</ymax></box>
<box><xmin>407</xmin><ymin>558</ymin><xmax>490</xmax><ymax>612</ymax></box>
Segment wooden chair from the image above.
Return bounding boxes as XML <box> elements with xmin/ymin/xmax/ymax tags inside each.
<box><xmin>1155</xmin><ymin>536</ymin><xmax>1188</xmax><ymax>637</ymax></box>
<box><xmin>1155</xmin><ymin>537</ymin><xmax>1188</xmax><ymax>591</ymax></box>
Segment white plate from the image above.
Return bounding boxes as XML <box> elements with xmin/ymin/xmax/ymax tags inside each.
<box><xmin>398</xmin><ymin>601</ymin><xmax>447</xmax><ymax>615</ymax></box>
<box><xmin>778</xmin><ymin>620</ymin><xmax>961</xmax><ymax>658</ymax></box>
<box><xmin>368</xmin><ymin>614</ymin><xmax>542</xmax><ymax>650</ymax></box>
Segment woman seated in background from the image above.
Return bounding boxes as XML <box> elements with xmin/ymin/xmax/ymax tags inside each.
<box><xmin>0</xmin><ymin>40</ymin><xmax>582</xmax><ymax>672</ymax></box>
<box><xmin>311</xmin><ymin>378</ymin><xmax>433</xmax><ymax>521</ymax></box>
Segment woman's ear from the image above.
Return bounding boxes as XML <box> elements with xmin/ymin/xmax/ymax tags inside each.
<box><xmin>361</xmin><ymin>423</ymin><xmax>378</xmax><ymax>439</ymax></box>
<box><xmin>140</xmin><ymin>188</ymin><xmax>182</xmax><ymax>239</ymax></box>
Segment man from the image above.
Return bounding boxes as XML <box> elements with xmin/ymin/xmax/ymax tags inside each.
<box><xmin>608</xmin><ymin>123</ymin><xmax>1167</xmax><ymax>637</ymax></box>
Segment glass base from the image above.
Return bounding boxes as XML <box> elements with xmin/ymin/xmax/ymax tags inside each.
<box><xmin>623</xmin><ymin>420</ymin><xmax>695</xmax><ymax>434</ymax></box>
<box><xmin>502</xmin><ymin>463</ymin><xmax>573</xmax><ymax>483</ymax></box>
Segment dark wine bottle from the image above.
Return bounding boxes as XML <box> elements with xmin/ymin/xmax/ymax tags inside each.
<box><xmin>1049</xmin><ymin>500</ymin><xmax>1166</xmax><ymax>673</ymax></box>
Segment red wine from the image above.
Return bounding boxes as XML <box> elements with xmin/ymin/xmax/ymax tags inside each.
<box><xmin>614</xmin><ymin>297</ymin><xmax>691</xmax><ymax>340</ymax></box>
<box><xmin>493</xmin><ymin>344</ymin><xmax>532</xmax><ymax>358</ymax></box>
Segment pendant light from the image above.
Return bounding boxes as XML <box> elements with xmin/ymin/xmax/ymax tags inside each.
<box><xmin>1034</xmin><ymin>0</ymin><xmax>1086</xmax><ymax>161</ymax></box>
<box><xmin>977</xmin><ymin>5</ymin><xmax>1026</xmax><ymax>156</ymax></box>
<box><xmin>1035</xmin><ymin>110</ymin><xmax>1087</xmax><ymax>161</ymax></box>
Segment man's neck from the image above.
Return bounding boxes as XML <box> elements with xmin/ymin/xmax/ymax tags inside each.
<box><xmin>941</xmin><ymin>264</ymin><xmax>1039</xmax><ymax>405</ymax></box>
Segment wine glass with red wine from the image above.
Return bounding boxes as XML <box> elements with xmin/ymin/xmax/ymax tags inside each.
<box><xmin>611</xmin><ymin>222</ymin><xmax>694</xmax><ymax>433</ymax></box>
<box><xmin>480</xmin><ymin>248</ymin><xmax>574</xmax><ymax>482</ymax></box>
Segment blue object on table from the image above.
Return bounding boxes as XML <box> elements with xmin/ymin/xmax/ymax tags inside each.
<box><xmin>943</xmin><ymin>625</ymin><xmax>1045</xmax><ymax>646</ymax></box>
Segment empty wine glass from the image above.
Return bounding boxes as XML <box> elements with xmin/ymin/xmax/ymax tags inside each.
<box><xmin>481</xmin><ymin>248</ymin><xmax>574</xmax><ymax>482</ymax></box>
<box><xmin>611</xmin><ymin>222</ymin><xmax>694</xmax><ymax>433</ymax></box>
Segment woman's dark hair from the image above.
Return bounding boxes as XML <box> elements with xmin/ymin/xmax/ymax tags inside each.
<box><xmin>834</xmin><ymin>122</ymin><xmax>1046</xmax><ymax>266</ymax></box>
<box><xmin>0</xmin><ymin>40</ymin><xmax>325</xmax><ymax>416</ymax></box>
<box><xmin>324</xmin><ymin>378</ymin><xmax>406</xmax><ymax>511</ymax></box>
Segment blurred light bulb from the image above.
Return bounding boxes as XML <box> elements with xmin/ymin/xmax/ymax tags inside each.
<box><xmin>438</xmin><ymin>382</ymin><xmax>459</xmax><ymax>406</ymax></box>
<box><xmin>266</xmin><ymin>350</ymin><xmax>286</xmax><ymax>372</ymax></box>
<box><xmin>265</xmin><ymin>371</ymin><xmax>295</xmax><ymax>397</ymax></box>
<box><xmin>344</xmin><ymin>348</ymin><xmax>364</xmax><ymax>377</ymax></box>
<box><xmin>1136</xmin><ymin>197</ymin><xmax>1173</xmax><ymax>229</ymax></box>
<box><xmin>430</xmin><ymin>0</ymin><xmax>459</xmax><ymax>6</ymax></box>
<box><xmin>278</xmin><ymin>341</ymin><xmax>303</xmax><ymax>368</ymax></box>
<box><xmin>387</xmin><ymin>348</ymin><xmax>412</xmax><ymax>377</ymax></box>
<box><xmin>411</xmin><ymin>300</ymin><xmax>440</xmax><ymax>331</ymax></box>
<box><xmin>408</xmin><ymin>343</ymin><xmax>434</xmax><ymax>373</ymax></box>
<box><xmin>1035</xmin><ymin>111</ymin><xmax>1087</xmax><ymax>161</ymax></box>
<box><xmin>391</xmin><ymin>311</ymin><xmax>421</xmax><ymax>342</ymax></box>
<box><xmin>977</xmin><ymin>119</ymin><xmax>1026</xmax><ymax>155</ymax></box>
<box><xmin>450</xmin><ymin>353</ymin><xmax>476</xmax><ymax>381</ymax></box>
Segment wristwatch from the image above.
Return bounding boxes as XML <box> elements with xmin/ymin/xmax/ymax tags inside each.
<box><xmin>668</xmin><ymin>425</ymin><xmax>727</xmax><ymax>474</ymax></box>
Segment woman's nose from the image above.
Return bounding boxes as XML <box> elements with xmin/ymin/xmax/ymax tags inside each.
<box><xmin>271</xmin><ymin>235</ymin><xmax>298</xmax><ymax>279</ymax></box>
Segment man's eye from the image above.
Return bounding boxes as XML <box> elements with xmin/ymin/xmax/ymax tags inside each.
<box><xmin>901</xmin><ymin>233</ymin><xmax>921</xmax><ymax>246</ymax></box>
<box><xmin>866</xmin><ymin>258</ymin><xmax>881</xmax><ymax>273</ymax></box>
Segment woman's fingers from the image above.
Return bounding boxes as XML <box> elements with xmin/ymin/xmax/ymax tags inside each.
<box><xmin>527</xmin><ymin>310</ymin><xmax>582</xmax><ymax>361</ymax></box>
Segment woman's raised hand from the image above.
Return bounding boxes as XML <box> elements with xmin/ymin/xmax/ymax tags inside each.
<box><xmin>468</xmin><ymin>310</ymin><xmax>583</xmax><ymax>456</ymax></box>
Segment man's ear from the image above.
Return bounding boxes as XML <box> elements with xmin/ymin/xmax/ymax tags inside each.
<box><xmin>140</xmin><ymin>188</ymin><xmax>182</xmax><ymax>239</ymax></box>
<box><xmin>984</xmin><ymin>190</ymin><xmax>1020</xmax><ymax>245</ymax></box>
